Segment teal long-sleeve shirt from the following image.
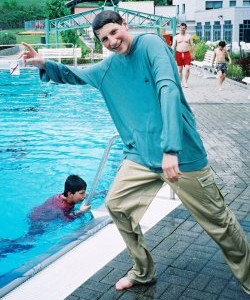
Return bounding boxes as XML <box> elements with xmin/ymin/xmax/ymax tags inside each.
<box><xmin>40</xmin><ymin>34</ymin><xmax>207</xmax><ymax>172</ymax></box>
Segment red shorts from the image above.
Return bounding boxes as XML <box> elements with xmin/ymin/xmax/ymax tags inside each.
<box><xmin>175</xmin><ymin>51</ymin><xmax>191</xmax><ymax>66</ymax></box>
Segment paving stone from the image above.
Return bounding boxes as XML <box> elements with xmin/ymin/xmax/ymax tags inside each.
<box><xmin>114</xmin><ymin>251</ymin><xmax>131</xmax><ymax>263</ymax></box>
<box><xmin>155</xmin><ymin>262</ymin><xmax>173</xmax><ymax>276</ymax></box>
<box><xmin>107</xmin><ymin>260</ymin><xmax>132</xmax><ymax>271</ymax></box>
<box><xmin>64</xmin><ymin>295</ymin><xmax>80</xmax><ymax>300</ymax></box>
<box><xmin>182</xmin><ymin>288</ymin><xmax>217</xmax><ymax>300</ymax></box>
<box><xmin>159</xmin><ymin>267</ymin><xmax>196</xmax><ymax>287</ymax></box>
<box><xmin>151</xmin><ymin>248</ymin><xmax>181</xmax><ymax>260</ymax></box>
<box><xmin>100</xmin><ymin>269</ymin><xmax>128</xmax><ymax>286</ymax></box>
<box><xmin>154</xmin><ymin>237</ymin><xmax>178</xmax><ymax>252</ymax></box>
<box><xmin>184</xmin><ymin>248</ymin><xmax>214</xmax><ymax>260</ymax></box>
<box><xmin>79</xmin><ymin>279</ymin><xmax>111</xmax><ymax>293</ymax></box>
<box><xmin>188</xmin><ymin>273</ymin><xmax>212</xmax><ymax>291</ymax></box>
<box><xmin>200</xmin><ymin>266</ymin><xmax>232</xmax><ymax>280</ymax></box>
<box><xmin>97</xmin><ymin>287</ymin><xmax>124</xmax><ymax>300</ymax></box>
<box><xmin>90</xmin><ymin>266</ymin><xmax>113</xmax><ymax>282</ymax></box>
<box><xmin>190</xmin><ymin>223</ymin><xmax>203</xmax><ymax>233</ymax></box>
<box><xmin>72</xmin><ymin>287</ymin><xmax>102</xmax><ymax>300</ymax></box>
<box><xmin>144</xmin><ymin>281</ymin><xmax>171</xmax><ymax>298</ymax></box>
<box><xmin>173</xmin><ymin>229</ymin><xmax>200</xmax><ymax>239</ymax></box>
<box><xmin>204</xmin><ymin>277</ymin><xmax>228</xmax><ymax>294</ymax></box>
<box><xmin>221</xmin><ymin>288</ymin><xmax>250</xmax><ymax>300</ymax></box>
<box><xmin>168</xmin><ymin>240</ymin><xmax>190</xmax><ymax>254</ymax></box>
<box><xmin>119</xmin><ymin>290</ymin><xmax>153</xmax><ymax>300</ymax></box>
<box><xmin>159</xmin><ymin>284</ymin><xmax>186</xmax><ymax>299</ymax></box>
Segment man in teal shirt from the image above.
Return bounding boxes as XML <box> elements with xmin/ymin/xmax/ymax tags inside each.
<box><xmin>21</xmin><ymin>11</ymin><xmax>250</xmax><ymax>294</ymax></box>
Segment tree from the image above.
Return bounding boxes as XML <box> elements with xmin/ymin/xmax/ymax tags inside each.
<box><xmin>45</xmin><ymin>0</ymin><xmax>70</xmax><ymax>19</ymax></box>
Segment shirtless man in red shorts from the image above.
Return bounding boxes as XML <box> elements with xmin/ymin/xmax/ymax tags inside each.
<box><xmin>172</xmin><ymin>23</ymin><xmax>194</xmax><ymax>88</ymax></box>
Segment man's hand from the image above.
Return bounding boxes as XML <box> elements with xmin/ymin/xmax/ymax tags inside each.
<box><xmin>19</xmin><ymin>42</ymin><xmax>45</xmax><ymax>69</ymax></box>
<box><xmin>79</xmin><ymin>205</ymin><xmax>91</xmax><ymax>213</ymax></box>
<box><xmin>75</xmin><ymin>205</ymin><xmax>91</xmax><ymax>216</ymax></box>
<box><xmin>162</xmin><ymin>153</ymin><xmax>182</xmax><ymax>183</ymax></box>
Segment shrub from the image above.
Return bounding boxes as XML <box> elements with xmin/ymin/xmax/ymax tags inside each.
<box><xmin>192</xmin><ymin>34</ymin><xmax>201</xmax><ymax>45</ymax></box>
<box><xmin>227</xmin><ymin>64</ymin><xmax>245</xmax><ymax>81</ymax></box>
<box><xmin>231</xmin><ymin>52</ymin><xmax>241</xmax><ymax>60</ymax></box>
<box><xmin>235</xmin><ymin>57</ymin><xmax>250</xmax><ymax>76</ymax></box>
<box><xmin>0</xmin><ymin>32</ymin><xmax>17</xmax><ymax>45</ymax></box>
<box><xmin>194</xmin><ymin>41</ymin><xmax>208</xmax><ymax>61</ymax></box>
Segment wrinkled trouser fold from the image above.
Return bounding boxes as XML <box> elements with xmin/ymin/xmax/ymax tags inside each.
<box><xmin>106</xmin><ymin>159</ymin><xmax>250</xmax><ymax>288</ymax></box>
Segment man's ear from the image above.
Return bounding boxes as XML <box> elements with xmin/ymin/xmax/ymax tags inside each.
<box><xmin>67</xmin><ymin>191</ymin><xmax>73</xmax><ymax>198</ymax></box>
<box><xmin>122</xmin><ymin>19</ymin><xmax>128</xmax><ymax>29</ymax></box>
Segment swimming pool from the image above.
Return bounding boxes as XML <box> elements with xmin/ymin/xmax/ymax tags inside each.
<box><xmin>0</xmin><ymin>68</ymin><xmax>122</xmax><ymax>294</ymax></box>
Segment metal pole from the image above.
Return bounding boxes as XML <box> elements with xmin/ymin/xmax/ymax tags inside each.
<box><xmin>55</xmin><ymin>22</ymin><xmax>59</xmax><ymax>48</ymax></box>
<box><xmin>84</xmin><ymin>134</ymin><xmax>120</xmax><ymax>206</ymax></box>
<box><xmin>170</xmin><ymin>188</ymin><xmax>175</xmax><ymax>200</ymax></box>
<box><xmin>171</xmin><ymin>16</ymin><xmax>177</xmax><ymax>38</ymax></box>
<box><xmin>45</xmin><ymin>19</ymin><xmax>50</xmax><ymax>48</ymax></box>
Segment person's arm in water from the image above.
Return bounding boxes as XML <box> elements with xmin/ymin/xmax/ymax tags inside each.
<box><xmin>72</xmin><ymin>204</ymin><xmax>91</xmax><ymax>218</ymax></box>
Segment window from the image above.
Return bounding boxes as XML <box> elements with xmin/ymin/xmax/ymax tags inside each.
<box><xmin>177</xmin><ymin>5</ymin><xmax>179</xmax><ymax>15</ymax></box>
<box><xmin>213</xmin><ymin>21</ymin><xmax>221</xmax><ymax>41</ymax></box>
<box><xmin>196</xmin><ymin>22</ymin><xmax>203</xmax><ymax>39</ymax></box>
<box><xmin>229</xmin><ymin>1</ymin><xmax>236</xmax><ymax>6</ymax></box>
<box><xmin>206</xmin><ymin>1</ymin><xmax>223</xmax><ymax>10</ymax></box>
<box><xmin>239</xmin><ymin>20</ymin><xmax>250</xmax><ymax>42</ymax></box>
<box><xmin>182</xmin><ymin>4</ymin><xmax>185</xmax><ymax>14</ymax></box>
<box><xmin>223</xmin><ymin>20</ymin><xmax>233</xmax><ymax>43</ymax></box>
<box><xmin>243</xmin><ymin>1</ymin><xmax>250</xmax><ymax>6</ymax></box>
<box><xmin>204</xmin><ymin>22</ymin><xmax>211</xmax><ymax>41</ymax></box>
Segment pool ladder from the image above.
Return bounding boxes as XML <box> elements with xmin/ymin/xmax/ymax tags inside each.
<box><xmin>85</xmin><ymin>133</ymin><xmax>175</xmax><ymax>205</ymax></box>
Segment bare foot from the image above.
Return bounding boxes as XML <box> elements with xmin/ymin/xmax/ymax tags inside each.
<box><xmin>115</xmin><ymin>277</ymin><xmax>134</xmax><ymax>291</ymax></box>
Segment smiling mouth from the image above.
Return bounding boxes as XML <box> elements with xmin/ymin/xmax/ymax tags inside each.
<box><xmin>111</xmin><ymin>41</ymin><xmax>122</xmax><ymax>50</ymax></box>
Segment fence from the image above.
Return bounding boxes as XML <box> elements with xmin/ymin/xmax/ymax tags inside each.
<box><xmin>24</xmin><ymin>20</ymin><xmax>45</xmax><ymax>31</ymax></box>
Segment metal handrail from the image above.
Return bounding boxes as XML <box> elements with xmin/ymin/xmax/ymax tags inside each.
<box><xmin>84</xmin><ymin>133</ymin><xmax>120</xmax><ymax>206</ymax></box>
<box><xmin>83</xmin><ymin>133</ymin><xmax>176</xmax><ymax>205</ymax></box>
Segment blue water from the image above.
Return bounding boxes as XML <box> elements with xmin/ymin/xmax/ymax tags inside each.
<box><xmin>0</xmin><ymin>69</ymin><xmax>122</xmax><ymax>288</ymax></box>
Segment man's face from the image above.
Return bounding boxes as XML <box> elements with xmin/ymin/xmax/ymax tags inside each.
<box><xmin>96</xmin><ymin>22</ymin><xmax>133</xmax><ymax>55</ymax></box>
<box><xmin>180</xmin><ymin>25</ymin><xmax>187</xmax><ymax>34</ymax></box>
<box><xmin>71</xmin><ymin>189</ymin><xmax>86</xmax><ymax>204</ymax></box>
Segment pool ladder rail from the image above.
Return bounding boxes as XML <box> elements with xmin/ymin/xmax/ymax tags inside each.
<box><xmin>83</xmin><ymin>133</ymin><xmax>175</xmax><ymax>207</ymax></box>
<box><xmin>84</xmin><ymin>133</ymin><xmax>120</xmax><ymax>206</ymax></box>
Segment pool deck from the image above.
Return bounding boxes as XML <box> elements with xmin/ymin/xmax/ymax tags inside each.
<box><xmin>3</xmin><ymin>72</ymin><xmax>250</xmax><ymax>300</ymax></box>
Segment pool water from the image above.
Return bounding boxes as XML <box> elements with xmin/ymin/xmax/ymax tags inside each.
<box><xmin>0</xmin><ymin>69</ymin><xmax>122</xmax><ymax>288</ymax></box>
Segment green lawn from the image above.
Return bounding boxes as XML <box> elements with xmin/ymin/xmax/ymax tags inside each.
<box><xmin>2</xmin><ymin>28</ymin><xmax>62</xmax><ymax>45</ymax></box>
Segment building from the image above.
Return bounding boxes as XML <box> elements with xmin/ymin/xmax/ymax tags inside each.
<box><xmin>173</xmin><ymin>0</ymin><xmax>250</xmax><ymax>48</ymax></box>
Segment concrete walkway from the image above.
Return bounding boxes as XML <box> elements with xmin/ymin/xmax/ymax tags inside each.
<box><xmin>66</xmin><ymin>74</ymin><xmax>250</xmax><ymax>300</ymax></box>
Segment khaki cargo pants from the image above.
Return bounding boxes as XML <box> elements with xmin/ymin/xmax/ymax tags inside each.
<box><xmin>106</xmin><ymin>159</ymin><xmax>250</xmax><ymax>290</ymax></box>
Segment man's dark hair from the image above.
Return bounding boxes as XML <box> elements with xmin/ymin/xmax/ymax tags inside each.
<box><xmin>63</xmin><ymin>175</ymin><xmax>87</xmax><ymax>196</ymax></box>
<box><xmin>218</xmin><ymin>41</ymin><xmax>226</xmax><ymax>47</ymax></box>
<box><xmin>180</xmin><ymin>23</ymin><xmax>187</xmax><ymax>28</ymax></box>
<box><xmin>92</xmin><ymin>11</ymin><xmax>123</xmax><ymax>39</ymax></box>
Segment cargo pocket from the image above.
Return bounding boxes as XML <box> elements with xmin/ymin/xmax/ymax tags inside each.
<box><xmin>197</xmin><ymin>169</ymin><xmax>226</xmax><ymax>215</ymax></box>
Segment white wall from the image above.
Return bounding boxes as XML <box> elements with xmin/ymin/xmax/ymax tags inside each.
<box><xmin>173</xmin><ymin>0</ymin><xmax>201</xmax><ymax>21</ymax></box>
<box><xmin>155</xmin><ymin>6</ymin><xmax>176</xmax><ymax>18</ymax></box>
<box><xmin>118</xmin><ymin>1</ymin><xmax>154</xmax><ymax>14</ymax></box>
